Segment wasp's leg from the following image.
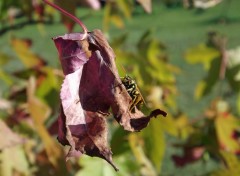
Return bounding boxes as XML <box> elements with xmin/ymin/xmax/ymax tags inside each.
<box><xmin>129</xmin><ymin>93</ymin><xmax>143</xmax><ymax>113</ymax></box>
<box><xmin>136</xmin><ymin>99</ymin><xmax>143</xmax><ymax>110</ymax></box>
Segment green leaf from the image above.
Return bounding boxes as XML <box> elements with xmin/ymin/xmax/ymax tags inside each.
<box><xmin>111</xmin><ymin>127</ymin><xmax>130</xmax><ymax>155</ymax></box>
<box><xmin>77</xmin><ymin>156</ymin><xmax>116</xmax><ymax>176</ymax></box>
<box><xmin>111</xmin><ymin>33</ymin><xmax>128</xmax><ymax>49</ymax></box>
<box><xmin>36</xmin><ymin>67</ymin><xmax>61</xmax><ymax>107</ymax></box>
<box><xmin>185</xmin><ymin>44</ymin><xmax>220</xmax><ymax>70</ymax></box>
<box><xmin>226</xmin><ymin>65</ymin><xmax>240</xmax><ymax>92</ymax></box>
<box><xmin>194</xmin><ymin>58</ymin><xmax>221</xmax><ymax>99</ymax></box>
<box><xmin>129</xmin><ymin>133</ymin><xmax>158</xmax><ymax>176</ymax></box>
<box><xmin>0</xmin><ymin>70</ymin><xmax>13</xmax><ymax>86</ymax></box>
<box><xmin>146</xmin><ymin>60</ymin><xmax>177</xmax><ymax>84</ymax></box>
<box><xmin>146</xmin><ymin>40</ymin><xmax>176</xmax><ymax>83</ymax></box>
<box><xmin>77</xmin><ymin>153</ymin><xmax>138</xmax><ymax>176</ymax></box>
<box><xmin>137</xmin><ymin>29</ymin><xmax>153</xmax><ymax>51</ymax></box>
<box><xmin>0</xmin><ymin>52</ymin><xmax>12</xmax><ymax>66</ymax></box>
<box><xmin>237</xmin><ymin>93</ymin><xmax>240</xmax><ymax>115</ymax></box>
<box><xmin>141</xmin><ymin>118</ymin><xmax>165</xmax><ymax>173</ymax></box>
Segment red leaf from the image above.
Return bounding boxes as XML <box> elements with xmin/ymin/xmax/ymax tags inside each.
<box><xmin>172</xmin><ymin>146</ymin><xmax>205</xmax><ymax>167</ymax></box>
<box><xmin>53</xmin><ymin>30</ymin><xmax>167</xmax><ymax>171</ymax></box>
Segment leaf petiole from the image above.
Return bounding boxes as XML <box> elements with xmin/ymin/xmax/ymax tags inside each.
<box><xmin>43</xmin><ymin>0</ymin><xmax>88</xmax><ymax>39</ymax></box>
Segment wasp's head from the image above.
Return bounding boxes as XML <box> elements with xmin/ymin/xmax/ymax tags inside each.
<box><xmin>122</xmin><ymin>75</ymin><xmax>135</xmax><ymax>85</ymax></box>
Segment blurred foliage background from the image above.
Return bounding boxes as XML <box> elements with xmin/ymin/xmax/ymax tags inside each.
<box><xmin>1</xmin><ymin>0</ymin><xmax>240</xmax><ymax>175</ymax></box>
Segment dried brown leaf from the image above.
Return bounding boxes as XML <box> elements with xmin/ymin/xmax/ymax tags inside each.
<box><xmin>53</xmin><ymin>29</ymin><xmax>167</xmax><ymax>171</ymax></box>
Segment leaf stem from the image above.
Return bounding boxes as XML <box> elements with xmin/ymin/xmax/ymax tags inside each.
<box><xmin>43</xmin><ymin>0</ymin><xmax>88</xmax><ymax>37</ymax></box>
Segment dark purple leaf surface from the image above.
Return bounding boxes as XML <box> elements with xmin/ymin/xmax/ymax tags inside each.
<box><xmin>53</xmin><ymin>29</ymin><xmax>167</xmax><ymax>171</ymax></box>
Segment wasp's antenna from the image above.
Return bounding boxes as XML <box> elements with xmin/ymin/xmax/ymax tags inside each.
<box><xmin>43</xmin><ymin>0</ymin><xmax>88</xmax><ymax>39</ymax></box>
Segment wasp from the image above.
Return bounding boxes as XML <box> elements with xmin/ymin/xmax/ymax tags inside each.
<box><xmin>121</xmin><ymin>75</ymin><xmax>145</xmax><ymax>112</ymax></box>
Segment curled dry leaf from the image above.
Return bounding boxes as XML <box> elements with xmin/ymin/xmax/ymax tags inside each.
<box><xmin>53</xmin><ymin>29</ymin><xmax>167</xmax><ymax>171</ymax></box>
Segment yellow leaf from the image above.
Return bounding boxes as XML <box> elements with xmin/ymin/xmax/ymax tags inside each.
<box><xmin>221</xmin><ymin>151</ymin><xmax>240</xmax><ymax>171</ymax></box>
<box><xmin>11</xmin><ymin>38</ymin><xmax>43</xmax><ymax>68</ymax></box>
<box><xmin>116</xmin><ymin>0</ymin><xmax>132</xmax><ymax>18</ymax></box>
<box><xmin>0</xmin><ymin>52</ymin><xmax>12</xmax><ymax>66</ymax></box>
<box><xmin>111</xmin><ymin>15</ymin><xmax>124</xmax><ymax>29</ymax></box>
<box><xmin>103</xmin><ymin>3</ymin><xmax>111</xmax><ymax>31</ymax></box>
<box><xmin>185</xmin><ymin>44</ymin><xmax>220</xmax><ymax>70</ymax></box>
<box><xmin>103</xmin><ymin>2</ymin><xmax>126</xmax><ymax>31</ymax></box>
<box><xmin>194</xmin><ymin>81</ymin><xmax>207</xmax><ymax>100</ymax></box>
<box><xmin>27</xmin><ymin>77</ymin><xmax>64</xmax><ymax>168</ymax></box>
<box><xmin>211</xmin><ymin>151</ymin><xmax>240</xmax><ymax>176</ymax></box>
<box><xmin>175</xmin><ymin>114</ymin><xmax>194</xmax><ymax>139</ymax></box>
<box><xmin>155</xmin><ymin>113</ymin><xmax>177</xmax><ymax>137</ymax></box>
<box><xmin>0</xmin><ymin>70</ymin><xmax>13</xmax><ymax>86</ymax></box>
<box><xmin>215</xmin><ymin>113</ymin><xmax>240</xmax><ymax>153</ymax></box>
<box><xmin>146</xmin><ymin>40</ymin><xmax>179</xmax><ymax>84</ymax></box>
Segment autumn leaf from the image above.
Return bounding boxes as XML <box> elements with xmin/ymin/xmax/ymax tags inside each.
<box><xmin>103</xmin><ymin>1</ymin><xmax>127</xmax><ymax>31</ymax></box>
<box><xmin>211</xmin><ymin>151</ymin><xmax>240</xmax><ymax>176</ymax></box>
<box><xmin>53</xmin><ymin>29</ymin><xmax>166</xmax><ymax>171</ymax></box>
<box><xmin>43</xmin><ymin>0</ymin><xmax>167</xmax><ymax>171</ymax></box>
<box><xmin>185</xmin><ymin>44</ymin><xmax>220</xmax><ymax>70</ymax></box>
<box><xmin>116</xmin><ymin>0</ymin><xmax>132</xmax><ymax>19</ymax></box>
<box><xmin>0</xmin><ymin>119</ymin><xmax>24</xmax><ymax>150</ymax></box>
<box><xmin>172</xmin><ymin>146</ymin><xmax>205</xmax><ymax>167</ymax></box>
<box><xmin>27</xmin><ymin>76</ymin><xmax>67</xmax><ymax>172</ymax></box>
<box><xmin>11</xmin><ymin>37</ymin><xmax>46</xmax><ymax>69</ymax></box>
<box><xmin>215</xmin><ymin>112</ymin><xmax>240</xmax><ymax>153</ymax></box>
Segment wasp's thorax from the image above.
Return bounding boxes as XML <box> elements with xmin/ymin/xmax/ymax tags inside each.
<box><xmin>121</xmin><ymin>75</ymin><xmax>144</xmax><ymax>112</ymax></box>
